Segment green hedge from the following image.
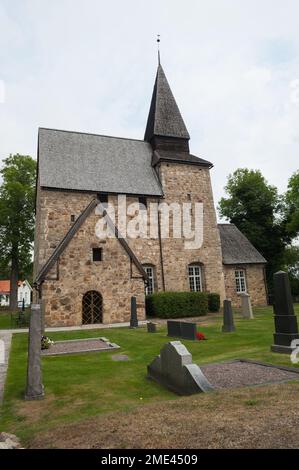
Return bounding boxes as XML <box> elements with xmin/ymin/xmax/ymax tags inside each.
<box><xmin>208</xmin><ymin>293</ymin><xmax>220</xmax><ymax>312</ymax></box>
<box><xmin>145</xmin><ymin>291</ymin><xmax>208</xmax><ymax>318</ymax></box>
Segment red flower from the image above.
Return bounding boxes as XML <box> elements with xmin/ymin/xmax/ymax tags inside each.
<box><xmin>196</xmin><ymin>332</ymin><xmax>206</xmax><ymax>341</ymax></box>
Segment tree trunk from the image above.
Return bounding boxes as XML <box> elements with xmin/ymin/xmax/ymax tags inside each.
<box><xmin>9</xmin><ymin>250</ymin><xmax>19</xmax><ymax>311</ymax></box>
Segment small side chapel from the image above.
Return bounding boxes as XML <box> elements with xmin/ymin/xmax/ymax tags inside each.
<box><xmin>33</xmin><ymin>61</ymin><xmax>267</xmax><ymax>327</ymax></box>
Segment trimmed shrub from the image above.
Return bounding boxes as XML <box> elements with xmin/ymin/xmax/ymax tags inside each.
<box><xmin>145</xmin><ymin>291</ymin><xmax>208</xmax><ymax>318</ymax></box>
<box><xmin>208</xmin><ymin>293</ymin><xmax>220</xmax><ymax>312</ymax></box>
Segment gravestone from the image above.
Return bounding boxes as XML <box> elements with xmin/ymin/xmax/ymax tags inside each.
<box><xmin>271</xmin><ymin>271</ymin><xmax>299</xmax><ymax>354</ymax></box>
<box><xmin>240</xmin><ymin>293</ymin><xmax>254</xmax><ymax>319</ymax></box>
<box><xmin>167</xmin><ymin>320</ymin><xmax>182</xmax><ymax>337</ymax></box>
<box><xmin>129</xmin><ymin>296</ymin><xmax>138</xmax><ymax>328</ymax></box>
<box><xmin>147</xmin><ymin>341</ymin><xmax>214</xmax><ymax>395</ymax></box>
<box><xmin>147</xmin><ymin>322</ymin><xmax>157</xmax><ymax>333</ymax></box>
<box><xmin>25</xmin><ymin>304</ymin><xmax>44</xmax><ymax>400</ymax></box>
<box><xmin>180</xmin><ymin>322</ymin><xmax>197</xmax><ymax>340</ymax></box>
<box><xmin>222</xmin><ymin>300</ymin><xmax>235</xmax><ymax>333</ymax></box>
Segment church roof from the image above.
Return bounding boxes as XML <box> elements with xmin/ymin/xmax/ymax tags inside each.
<box><xmin>152</xmin><ymin>150</ymin><xmax>213</xmax><ymax>168</ymax></box>
<box><xmin>218</xmin><ymin>224</ymin><xmax>267</xmax><ymax>265</ymax></box>
<box><xmin>144</xmin><ymin>64</ymin><xmax>190</xmax><ymax>142</ymax></box>
<box><xmin>38</xmin><ymin>128</ymin><xmax>163</xmax><ymax>196</ymax></box>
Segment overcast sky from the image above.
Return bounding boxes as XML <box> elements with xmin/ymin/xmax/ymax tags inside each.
<box><xmin>0</xmin><ymin>0</ymin><xmax>299</xmax><ymax>218</ymax></box>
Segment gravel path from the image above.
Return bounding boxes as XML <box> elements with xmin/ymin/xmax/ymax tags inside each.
<box><xmin>201</xmin><ymin>360</ymin><xmax>299</xmax><ymax>390</ymax></box>
<box><xmin>0</xmin><ymin>331</ymin><xmax>12</xmax><ymax>404</ymax></box>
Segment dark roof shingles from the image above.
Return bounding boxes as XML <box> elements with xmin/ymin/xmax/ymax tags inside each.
<box><xmin>152</xmin><ymin>150</ymin><xmax>213</xmax><ymax>168</ymax></box>
<box><xmin>38</xmin><ymin>128</ymin><xmax>163</xmax><ymax>196</ymax></box>
<box><xmin>144</xmin><ymin>64</ymin><xmax>190</xmax><ymax>142</ymax></box>
<box><xmin>218</xmin><ymin>224</ymin><xmax>267</xmax><ymax>265</ymax></box>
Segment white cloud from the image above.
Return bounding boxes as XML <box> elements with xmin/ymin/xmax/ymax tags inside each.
<box><xmin>0</xmin><ymin>0</ymin><xmax>299</xmax><ymax>218</ymax></box>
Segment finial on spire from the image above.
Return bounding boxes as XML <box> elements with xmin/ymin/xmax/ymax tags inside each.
<box><xmin>157</xmin><ymin>34</ymin><xmax>161</xmax><ymax>64</ymax></box>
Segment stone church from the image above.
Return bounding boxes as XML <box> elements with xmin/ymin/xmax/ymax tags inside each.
<box><xmin>33</xmin><ymin>62</ymin><xmax>267</xmax><ymax>327</ymax></box>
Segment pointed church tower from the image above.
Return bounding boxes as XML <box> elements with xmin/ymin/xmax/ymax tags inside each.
<box><xmin>144</xmin><ymin>64</ymin><xmax>190</xmax><ymax>152</ymax></box>
<box><xmin>143</xmin><ymin>60</ymin><xmax>225</xmax><ymax>301</ymax></box>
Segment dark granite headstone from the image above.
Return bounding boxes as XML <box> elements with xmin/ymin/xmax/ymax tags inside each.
<box><xmin>147</xmin><ymin>341</ymin><xmax>214</xmax><ymax>395</ymax></box>
<box><xmin>25</xmin><ymin>304</ymin><xmax>44</xmax><ymax>400</ymax></box>
<box><xmin>271</xmin><ymin>271</ymin><xmax>299</xmax><ymax>354</ymax></box>
<box><xmin>147</xmin><ymin>322</ymin><xmax>157</xmax><ymax>333</ymax></box>
<box><xmin>129</xmin><ymin>296</ymin><xmax>138</xmax><ymax>328</ymax></box>
<box><xmin>180</xmin><ymin>322</ymin><xmax>197</xmax><ymax>340</ymax></box>
<box><xmin>167</xmin><ymin>320</ymin><xmax>182</xmax><ymax>337</ymax></box>
<box><xmin>222</xmin><ymin>300</ymin><xmax>235</xmax><ymax>333</ymax></box>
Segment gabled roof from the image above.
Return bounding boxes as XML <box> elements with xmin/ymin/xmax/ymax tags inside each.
<box><xmin>0</xmin><ymin>280</ymin><xmax>10</xmax><ymax>294</ymax></box>
<box><xmin>218</xmin><ymin>224</ymin><xmax>267</xmax><ymax>265</ymax></box>
<box><xmin>144</xmin><ymin>64</ymin><xmax>190</xmax><ymax>142</ymax></box>
<box><xmin>0</xmin><ymin>280</ymin><xmax>32</xmax><ymax>294</ymax></box>
<box><xmin>152</xmin><ymin>150</ymin><xmax>213</xmax><ymax>168</ymax></box>
<box><xmin>35</xmin><ymin>198</ymin><xmax>148</xmax><ymax>286</ymax></box>
<box><xmin>38</xmin><ymin>128</ymin><xmax>163</xmax><ymax>196</ymax></box>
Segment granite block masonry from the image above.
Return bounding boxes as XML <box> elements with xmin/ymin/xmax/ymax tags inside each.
<box><xmin>147</xmin><ymin>341</ymin><xmax>214</xmax><ymax>395</ymax></box>
<box><xmin>25</xmin><ymin>304</ymin><xmax>45</xmax><ymax>400</ymax></box>
<box><xmin>222</xmin><ymin>299</ymin><xmax>236</xmax><ymax>333</ymax></box>
<box><xmin>271</xmin><ymin>271</ymin><xmax>299</xmax><ymax>354</ymax></box>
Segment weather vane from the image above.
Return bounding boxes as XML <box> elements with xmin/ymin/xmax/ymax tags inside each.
<box><xmin>157</xmin><ymin>34</ymin><xmax>161</xmax><ymax>64</ymax></box>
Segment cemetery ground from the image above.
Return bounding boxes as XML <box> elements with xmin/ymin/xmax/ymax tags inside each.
<box><xmin>0</xmin><ymin>306</ymin><xmax>299</xmax><ymax>449</ymax></box>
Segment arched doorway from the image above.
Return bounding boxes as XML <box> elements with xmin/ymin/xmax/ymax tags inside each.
<box><xmin>82</xmin><ymin>291</ymin><xmax>103</xmax><ymax>324</ymax></box>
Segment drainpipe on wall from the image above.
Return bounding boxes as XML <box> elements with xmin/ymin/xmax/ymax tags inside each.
<box><xmin>158</xmin><ymin>210</ymin><xmax>166</xmax><ymax>291</ymax></box>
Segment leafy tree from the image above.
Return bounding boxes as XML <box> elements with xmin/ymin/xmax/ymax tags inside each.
<box><xmin>218</xmin><ymin>168</ymin><xmax>290</xmax><ymax>290</ymax></box>
<box><xmin>284</xmin><ymin>171</ymin><xmax>299</xmax><ymax>237</ymax></box>
<box><xmin>283</xmin><ymin>245</ymin><xmax>299</xmax><ymax>295</ymax></box>
<box><xmin>0</xmin><ymin>154</ymin><xmax>36</xmax><ymax>309</ymax></box>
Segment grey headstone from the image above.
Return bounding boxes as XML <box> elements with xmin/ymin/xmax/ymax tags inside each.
<box><xmin>25</xmin><ymin>304</ymin><xmax>45</xmax><ymax>400</ymax></box>
<box><xmin>167</xmin><ymin>320</ymin><xmax>181</xmax><ymax>337</ymax></box>
<box><xmin>240</xmin><ymin>293</ymin><xmax>254</xmax><ymax>319</ymax></box>
<box><xmin>222</xmin><ymin>300</ymin><xmax>236</xmax><ymax>333</ymax></box>
<box><xmin>147</xmin><ymin>322</ymin><xmax>157</xmax><ymax>333</ymax></box>
<box><xmin>129</xmin><ymin>296</ymin><xmax>138</xmax><ymax>328</ymax></box>
<box><xmin>180</xmin><ymin>322</ymin><xmax>197</xmax><ymax>340</ymax></box>
<box><xmin>271</xmin><ymin>271</ymin><xmax>299</xmax><ymax>354</ymax></box>
<box><xmin>147</xmin><ymin>341</ymin><xmax>214</xmax><ymax>395</ymax></box>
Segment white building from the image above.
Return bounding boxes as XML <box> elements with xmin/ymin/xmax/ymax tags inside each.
<box><xmin>0</xmin><ymin>280</ymin><xmax>32</xmax><ymax>307</ymax></box>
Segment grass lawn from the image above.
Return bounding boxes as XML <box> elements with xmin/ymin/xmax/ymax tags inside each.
<box><xmin>1</xmin><ymin>305</ymin><xmax>299</xmax><ymax>448</ymax></box>
<box><xmin>0</xmin><ymin>309</ymin><xmax>31</xmax><ymax>329</ymax></box>
<box><xmin>0</xmin><ymin>312</ymin><xmax>13</xmax><ymax>329</ymax></box>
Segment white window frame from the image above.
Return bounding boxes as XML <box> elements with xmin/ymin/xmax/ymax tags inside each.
<box><xmin>144</xmin><ymin>266</ymin><xmax>155</xmax><ymax>295</ymax></box>
<box><xmin>235</xmin><ymin>269</ymin><xmax>247</xmax><ymax>293</ymax></box>
<box><xmin>188</xmin><ymin>264</ymin><xmax>202</xmax><ymax>292</ymax></box>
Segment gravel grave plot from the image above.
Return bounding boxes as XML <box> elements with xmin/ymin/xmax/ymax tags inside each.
<box><xmin>41</xmin><ymin>338</ymin><xmax>119</xmax><ymax>356</ymax></box>
<box><xmin>201</xmin><ymin>360</ymin><xmax>299</xmax><ymax>390</ymax></box>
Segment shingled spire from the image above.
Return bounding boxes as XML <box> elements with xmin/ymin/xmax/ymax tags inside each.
<box><xmin>144</xmin><ymin>64</ymin><xmax>190</xmax><ymax>152</ymax></box>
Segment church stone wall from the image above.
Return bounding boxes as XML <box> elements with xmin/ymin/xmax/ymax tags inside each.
<box><xmin>34</xmin><ymin>161</ymin><xmax>228</xmax><ymax>327</ymax></box>
<box><xmin>155</xmin><ymin>162</ymin><xmax>225</xmax><ymax>298</ymax></box>
<box><xmin>34</xmin><ymin>188</ymin><xmax>145</xmax><ymax>327</ymax></box>
<box><xmin>223</xmin><ymin>264</ymin><xmax>267</xmax><ymax>307</ymax></box>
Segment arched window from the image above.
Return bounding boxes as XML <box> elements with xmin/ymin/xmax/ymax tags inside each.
<box><xmin>143</xmin><ymin>265</ymin><xmax>155</xmax><ymax>295</ymax></box>
<box><xmin>82</xmin><ymin>291</ymin><xmax>103</xmax><ymax>324</ymax></box>
<box><xmin>188</xmin><ymin>264</ymin><xmax>203</xmax><ymax>292</ymax></box>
